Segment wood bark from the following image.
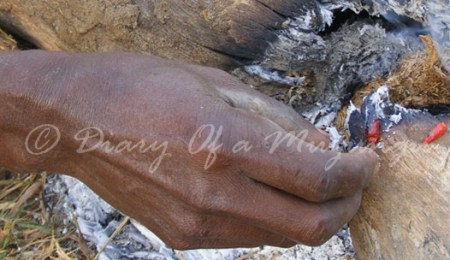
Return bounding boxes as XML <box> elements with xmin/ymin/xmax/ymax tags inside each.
<box><xmin>0</xmin><ymin>0</ymin><xmax>318</xmax><ymax>69</ymax></box>
<box><xmin>350</xmin><ymin>115</ymin><xmax>450</xmax><ymax>259</ymax></box>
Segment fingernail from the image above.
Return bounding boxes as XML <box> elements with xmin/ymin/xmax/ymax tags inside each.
<box><xmin>350</xmin><ymin>147</ymin><xmax>380</xmax><ymax>177</ymax></box>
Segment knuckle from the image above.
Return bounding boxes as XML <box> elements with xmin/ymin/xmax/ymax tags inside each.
<box><xmin>187</xmin><ymin>133</ymin><xmax>233</xmax><ymax>172</ymax></box>
<box><xmin>187</xmin><ymin>182</ymin><xmax>229</xmax><ymax>213</ymax></box>
<box><xmin>277</xmin><ymin>238</ymin><xmax>297</xmax><ymax>248</ymax></box>
<box><xmin>178</xmin><ymin>216</ymin><xmax>201</xmax><ymax>236</ymax></box>
<box><xmin>307</xmin><ymin>210</ymin><xmax>334</xmax><ymax>246</ymax></box>
<box><xmin>166</xmin><ymin>236</ymin><xmax>196</xmax><ymax>250</ymax></box>
<box><xmin>176</xmin><ymin>214</ymin><xmax>209</xmax><ymax>238</ymax></box>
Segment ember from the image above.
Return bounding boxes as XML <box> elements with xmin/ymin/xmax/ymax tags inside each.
<box><xmin>423</xmin><ymin>122</ymin><xmax>448</xmax><ymax>144</ymax></box>
<box><xmin>367</xmin><ymin>116</ymin><xmax>380</xmax><ymax>143</ymax></box>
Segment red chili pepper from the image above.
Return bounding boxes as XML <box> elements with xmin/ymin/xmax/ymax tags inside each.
<box><xmin>367</xmin><ymin>116</ymin><xmax>380</xmax><ymax>143</ymax></box>
<box><xmin>423</xmin><ymin>122</ymin><xmax>447</xmax><ymax>144</ymax></box>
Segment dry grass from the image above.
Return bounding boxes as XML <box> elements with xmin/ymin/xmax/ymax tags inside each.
<box><xmin>335</xmin><ymin>35</ymin><xmax>450</xmax><ymax>132</ymax></box>
<box><xmin>1</xmin><ymin>27</ymin><xmax>93</xmax><ymax>260</ymax></box>
<box><xmin>0</xmin><ymin>170</ymin><xmax>94</xmax><ymax>259</ymax></box>
<box><xmin>0</xmin><ymin>29</ymin><xmax>17</xmax><ymax>51</ymax></box>
<box><xmin>352</xmin><ymin>35</ymin><xmax>450</xmax><ymax>108</ymax></box>
<box><xmin>0</xmin><ymin>27</ymin><xmax>135</xmax><ymax>259</ymax></box>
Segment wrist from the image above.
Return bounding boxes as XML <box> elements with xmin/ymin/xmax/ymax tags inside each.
<box><xmin>0</xmin><ymin>51</ymin><xmax>71</xmax><ymax>173</ymax></box>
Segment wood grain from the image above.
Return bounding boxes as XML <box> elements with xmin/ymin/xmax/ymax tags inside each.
<box><xmin>350</xmin><ymin>115</ymin><xmax>450</xmax><ymax>259</ymax></box>
<box><xmin>0</xmin><ymin>0</ymin><xmax>315</xmax><ymax>68</ymax></box>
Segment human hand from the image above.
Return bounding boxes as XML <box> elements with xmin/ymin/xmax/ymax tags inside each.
<box><xmin>0</xmin><ymin>51</ymin><xmax>379</xmax><ymax>249</ymax></box>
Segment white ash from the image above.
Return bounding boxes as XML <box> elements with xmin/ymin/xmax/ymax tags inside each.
<box><xmin>328</xmin><ymin>126</ymin><xmax>344</xmax><ymax>151</ymax></box>
<box><xmin>319</xmin><ymin>4</ymin><xmax>334</xmax><ymax>27</ymax></box>
<box><xmin>368</xmin><ymin>85</ymin><xmax>406</xmax><ymax>131</ymax></box>
<box><xmin>427</xmin><ymin>0</ymin><xmax>450</xmax><ymax>71</ymax></box>
<box><xmin>244</xmin><ymin>0</ymin><xmax>448</xmax><ymax>114</ymax></box>
<box><xmin>366</xmin><ymin>86</ymin><xmax>390</xmax><ymax>119</ymax></box>
<box><xmin>45</xmin><ymin>174</ymin><xmax>171</xmax><ymax>260</ymax></box>
<box><xmin>244</xmin><ymin>65</ymin><xmax>305</xmax><ymax>86</ymax></box>
<box><xmin>322</xmin><ymin>0</ymin><xmax>427</xmax><ymax>22</ymax></box>
<box><xmin>320</xmin><ymin>1</ymin><xmax>372</xmax><ymax>15</ymax></box>
<box><xmin>302</xmin><ymin>103</ymin><xmax>338</xmax><ymax>128</ymax></box>
<box><xmin>389</xmin><ymin>113</ymin><xmax>402</xmax><ymax>124</ymax></box>
<box><xmin>286</xmin><ymin>4</ymin><xmax>333</xmax><ymax>32</ymax></box>
<box><xmin>315</xmin><ymin>112</ymin><xmax>338</xmax><ymax>130</ymax></box>
<box><xmin>288</xmin><ymin>10</ymin><xmax>315</xmax><ymax>31</ymax></box>
<box><xmin>302</xmin><ymin>103</ymin><xmax>347</xmax><ymax>151</ymax></box>
<box><xmin>44</xmin><ymin>174</ymin><xmax>355</xmax><ymax>259</ymax></box>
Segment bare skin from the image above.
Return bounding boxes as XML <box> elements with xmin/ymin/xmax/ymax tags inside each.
<box><xmin>0</xmin><ymin>50</ymin><xmax>379</xmax><ymax>249</ymax></box>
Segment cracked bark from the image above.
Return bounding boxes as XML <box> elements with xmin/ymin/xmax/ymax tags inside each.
<box><xmin>0</xmin><ymin>0</ymin><xmax>319</xmax><ymax>68</ymax></box>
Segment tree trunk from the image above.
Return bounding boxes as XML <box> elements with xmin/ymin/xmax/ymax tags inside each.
<box><xmin>350</xmin><ymin>115</ymin><xmax>450</xmax><ymax>259</ymax></box>
<box><xmin>0</xmin><ymin>0</ymin><xmax>319</xmax><ymax>68</ymax></box>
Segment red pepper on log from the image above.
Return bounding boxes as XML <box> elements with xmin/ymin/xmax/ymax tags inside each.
<box><xmin>423</xmin><ymin>122</ymin><xmax>447</xmax><ymax>144</ymax></box>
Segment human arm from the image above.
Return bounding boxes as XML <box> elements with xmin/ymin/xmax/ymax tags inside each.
<box><xmin>0</xmin><ymin>50</ymin><xmax>379</xmax><ymax>249</ymax></box>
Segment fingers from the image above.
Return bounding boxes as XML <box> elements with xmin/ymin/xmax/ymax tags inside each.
<box><xmin>148</xmin><ymin>172</ymin><xmax>354</xmax><ymax>249</ymax></box>
<box><xmin>226</xmin><ymin>112</ymin><xmax>378</xmax><ymax>202</ymax></box>
<box><xmin>186</xmin><ymin>65</ymin><xmax>329</xmax><ymax>146</ymax></box>
<box><xmin>149</xmin><ymin>169</ymin><xmax>360</xmax><ymax>249</ymax></box>
<box><xmin>214</xmin><ymin>84</ymin><xmax>377</xmax><ymax>202</ymax></box>
<box><xmin>222</xmin><ymin>177</ymin><xmax>363</xmax><ymax>246</ymax></box>
<box><xmin>163</xmin><ymin>212</ymin><xmax>297</xmax><ymax>249</ymax></box>
<box><xmin>141</xmin><ymin>211</ymin><xmax>296</xmax><ymax>250</ymax></box>
<box><xmin>136</xmin><ymin>182</ymin><xmax>297</xmax><ymax>249</ymax></box>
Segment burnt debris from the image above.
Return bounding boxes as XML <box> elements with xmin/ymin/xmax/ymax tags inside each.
<box><xmin>347</xmin><ymin>86</ymin><xmax>404</xmax><ymax>146</ymax></box>
<box><xmin>240</xmin><ymin>0</ymin><xmax>450</xmax><ymax>113</ymax></box>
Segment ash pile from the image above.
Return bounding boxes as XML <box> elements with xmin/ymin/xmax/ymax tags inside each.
<box><xmin>43</xmin><ymin>0</ymin><xmax>450</xmax><ymax>259</ymax></box>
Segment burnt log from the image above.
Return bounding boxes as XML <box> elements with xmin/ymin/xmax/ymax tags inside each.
<box><xmin>0</xmin><ymin>0</ymin><xmax>322</xmax><ymax>68</ymax></box>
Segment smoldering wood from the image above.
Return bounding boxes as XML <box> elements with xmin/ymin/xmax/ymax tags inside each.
<box><xmin>239</xmin><ymin>0</ymin><xmax>448</xmax><ymax>111</ymax></box>
<box><xmin>261</xmin><ymin>21</ymin><xmax>422</xmax><ymax>111</ymax></box>
<box><xmin>350</xmin><ymin>114</ymin><xmax>450</xmax><ymax>259</ymax></box>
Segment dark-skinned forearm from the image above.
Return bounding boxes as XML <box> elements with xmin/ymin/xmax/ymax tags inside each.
<box><xmin>0</xmin><ymin>51</ymin><xmax>74</xmax><ymax>173</ymax></box>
